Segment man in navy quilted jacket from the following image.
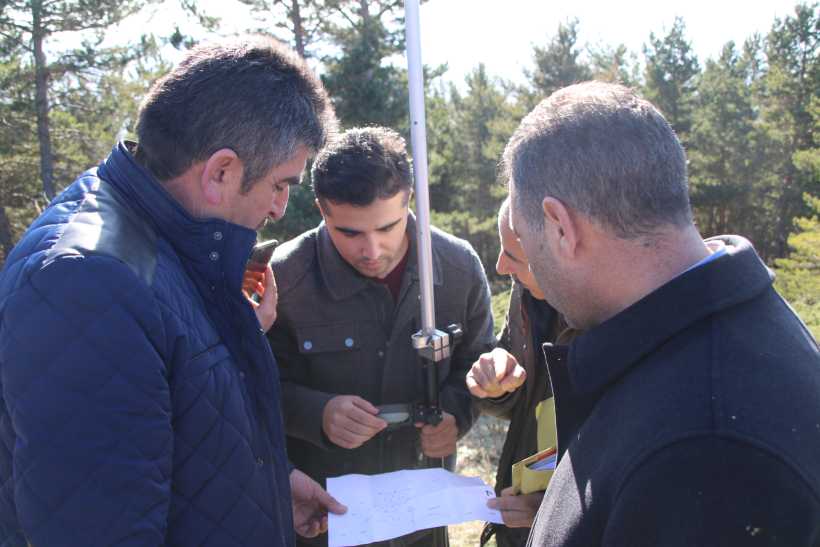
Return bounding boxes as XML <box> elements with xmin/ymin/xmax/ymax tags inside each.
<box><xmin>0</xmin><ymin>36</ymin><xmax>345</xmax><ymax>546</ymax></box>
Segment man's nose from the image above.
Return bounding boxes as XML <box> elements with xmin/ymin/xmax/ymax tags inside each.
<box><xmin>496</xmin><ymin>252</ymin><xmax>509</xmax><ymax>276</ymax></box>
<box><xmin>271</xmin><ymin>185</ymin><xmax>290</xmax><ymax>220</ymax></box>
<box><xmin>362</xmin><ymin>235</ymin><xmax>380</xmax><ymax>259</ymax></box>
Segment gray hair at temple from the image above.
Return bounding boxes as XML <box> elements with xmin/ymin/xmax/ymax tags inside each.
<box><xmin>135</xmin><ymin>35</ymin><xmax>337</xmax><ymax>192</ymax></box>
<box><xmin>502</xmin><ymin>81</ymin><xmax>693</xmax><ymax>240</ymax></box>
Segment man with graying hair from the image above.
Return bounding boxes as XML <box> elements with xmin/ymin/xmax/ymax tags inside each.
<box><xmin>503</xmin><ymin>81</ymin><xmax>820</xmax><ymax>546</ymax></box>
<box><xmin>0</xmin><ymin>36</ymin><xmax>345</xmax><ymax>546</ymax></box>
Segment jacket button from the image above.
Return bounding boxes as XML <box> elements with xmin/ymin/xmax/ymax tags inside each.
<box><xmin>303</xmin><ymin>340</ymin><xmax>313</xmax><ymax>351</ymax></box>
<box><xmin>239</xmin><ymin>371</ymin><xmax>246</xmax><ymax>380</ymax></box>
<box><xmin>377</xmin><ymin>350</ymin><xmax>384</xmax><ymax>358</ymax></box>
<box><xmin>209</xmin><ymin>251</ymin><xmax>220</xmax><ymax>261</ymax></box>
<box><xmin>256</xmin><ymin>457</ymin><xmax>264</xmax><ymax>467</ymax></box>
<box><xmin>345</xmin><ymin>338</ymin><xmax>354</xmax><ymax>348</ymax></box>
<box><xmin>213</xmin><ymin>231</ymin><xmax>223</xmax><ymax>241</ymax></box>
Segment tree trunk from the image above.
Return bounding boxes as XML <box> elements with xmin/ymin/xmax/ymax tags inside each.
<box><xmin>290</xmin><ymin>0</ymin><xmax>305</xmax><ymax>58</ymax></box>
<box><xmin>0</xmin><ymin>204</ymin><xmax>14</xmax><ymax>266</ymax></box>
<box><xmin>32</xmin><ymin>0</ymin><xmax>55</xmax><ymax>201</ymax></box>
<box><xmin>358</xmin><ymin>0</ymin><xmax>370</xmax><ymax>22</ymax></box>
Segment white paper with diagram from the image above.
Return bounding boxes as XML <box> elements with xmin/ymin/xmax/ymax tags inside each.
<box><xmin>327</xmin><ymin>467</ymin><xmax>503</xmax><ymax>547</ymax></box>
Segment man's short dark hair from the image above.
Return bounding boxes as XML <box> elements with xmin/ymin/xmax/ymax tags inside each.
<box><xmin>135</xmin><ymin>36</ymin><xmax>336</xmax><ymax>192</ymax></box>
<box><xmin>311</xmin><ymin>127</ymin><xmax>412</xmax><ymax>208</ymax></box>
<box><xmin>503</xmin><ymin>81</ymin><xmax>693</xmax><ymax>239</ymax></box>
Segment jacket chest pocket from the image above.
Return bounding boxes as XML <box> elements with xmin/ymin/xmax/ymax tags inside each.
<box><xmin>296</xmin><ymin>322</ymin><xmax>363</xmax><ymax>391</ymax></box>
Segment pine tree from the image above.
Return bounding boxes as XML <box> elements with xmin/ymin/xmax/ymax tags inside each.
<box><xmin>642</xmin><ymin>17</ymin><xmax>700</xmax><ymax>140</ymax></box>
<box><xmin>774</xmin><ymin>194</ymin><xmax>820</xmax><ymax>339</ymax></box>
<box><xmin>527</xmin><ymin>19</ymin><xmax>592</xmax><ymax>100</ymax></box>
<box><xmin>238</xmin><ymin>0</ymin><xmax>328</xmax><ymax>58</ymax></box>
<box><xmin>757</xmin><ymin>2</ymin><xmax>819</xmax><ymax>258</ymax></box>
<box><xmin>0</xmin><ymin>0</ymin><xmax>148</xmax><ymax>199</ymax></box>
<box><xmin>688</xmin><ymin>39</ymin><xmax>769</xmax><ymax>244</ymax></box>
<box><xmin>320</xmin><ymin>0</ymin><xmax>409</xmax><ymax>129</ymax></box>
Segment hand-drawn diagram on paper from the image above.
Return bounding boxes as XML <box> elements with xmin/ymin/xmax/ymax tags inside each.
<box><xmin>327</xmin><ymin>468</ymin><xmax>503</xmax><ymax>547</ymax></box>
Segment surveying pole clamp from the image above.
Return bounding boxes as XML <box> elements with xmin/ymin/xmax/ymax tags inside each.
<box><xmin>412</xmin><ymin>328</ymin><xmax>451</xmax><ymax>363</ymax></box>
<box><xmin>376</xmin><ymin>324</ymin><xmax>464</xmax><ymax>430</ymax></box>
<box><xmin>414</xmin><ymin>323</ymin><xmax>464</xmax><ymax>427</ymax></box>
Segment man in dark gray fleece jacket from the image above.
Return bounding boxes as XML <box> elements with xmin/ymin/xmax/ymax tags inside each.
<box><xmin>267</xmin><ymin>127</ymin><xmax>495</xmax><ymax>547</ymax></box>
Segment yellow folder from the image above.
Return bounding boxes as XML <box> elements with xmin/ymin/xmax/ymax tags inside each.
<box><xmin>510</xmin><ymin>397</ymin><xmax>557</xmax><ymax>495</ymax></box>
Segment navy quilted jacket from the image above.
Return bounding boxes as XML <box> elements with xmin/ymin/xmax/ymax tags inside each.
<box><xmin>0</xmin><ymin>142</ymin><xmax>294</xmax><ymax>546</ymax></box>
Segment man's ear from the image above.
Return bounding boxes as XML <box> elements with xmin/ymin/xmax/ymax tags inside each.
<box><xmin>542</xmin><ymin>196</ymin><xmax>579</xmax><ymax>258</ymax></box>
<box><xmin>201</xmin><ymin>148</ymin><xmax>243</xmax><ymax>206</ymax></box>
<box><xmin>315</xmin><ymin>198</ymin><xmax>328</xmax><ymax>219</ymax></box>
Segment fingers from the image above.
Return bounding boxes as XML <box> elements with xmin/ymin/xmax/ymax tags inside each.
<box><xmin>323</xmin><ymin>396</ymin><xmax>387</xmax><ymax>449</ymax></box>
<box><xmin>295</xmin><ymin>518</ymin><xmax>322</xmax><ymax>538</ymax></box>
<box><xmin>350</xmin><ymin>396</ymin><xmax>380</xmax><ymax>416</ymax></box>
<box><xmin>467</xmin><ymin>349</ymin><xmax>523</xmax><ymax>399</ymax></box>
<box><xmin>466</xmin><ymin>369</ymin><xmax>490</xmax><ymax>398</ymax></box>
<box><xmin>476</xmin><ymin>353</ymin><xmax>501</xmax><ymax>393</ymax></box>
<box><xmin>295</xmin><ymin>493</ymin><xmax>344</xmax><ymax>538</ymax></box>
<box><xmin>487</xmin><ymin>492</ymin><xmax>543</xmax><ymax>528</ymax></box>
<box><xmin>251</xmin><ymin>266</ymin><xmax>278</xmax><ymax>332</ymax></box>
<box><xmin>243</xmin><ymin>270</ymin><xmax>264</xmax><ymax>288</ymax></box>
<box><xmin>498</xmin><ymin>362</ymin><xmax>526</xmax><ymax>392</ymax></box>
<box><xmin>500</xmin><ymin>486</ymin><xmax>516</xmax><ymax>497</ymax></box>
<box><xmin>315</xmin><ymin>487</ymin><xmax>347</xmax><ymax>515</ymax></box>
<box><xmin>419</xmin><ymin>413</ymin><xmax>457</xmax><ymax>457</ymax></box>
<box><xmin>348</xmin><ymin>405</ymin><xmax>389</xmax><ymax>431</ymax></box>
<box><xmin>328</xmin><ymin>428</ymin><xmax>371</xmax><ymax>449</ymax></box>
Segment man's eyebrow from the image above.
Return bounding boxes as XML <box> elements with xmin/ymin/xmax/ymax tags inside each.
<box><xmin>334</xmin><ymin>226</ymin><xmax>361</xmax><ymax>236</ymax></box>
<box><xmin>278</xmin><ymin>176</ymin><xmax>302</xmax><ymax>186</ymax></box>
<box><xmin>377</xmin><ymin>218</ymin><xmax>402</xmax><ymax>231</ymax></box>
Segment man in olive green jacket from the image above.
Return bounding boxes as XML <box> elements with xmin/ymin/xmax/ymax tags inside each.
<box><xmin>267</xmin><ymin>127</ymin><xmax>495</xmax><ymax>547</ymax></box>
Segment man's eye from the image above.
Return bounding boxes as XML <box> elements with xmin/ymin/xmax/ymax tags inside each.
<box><xmin>273</xmin><ymin>184</ymin><xmax>286</xmax><ymax>193</ymax></box>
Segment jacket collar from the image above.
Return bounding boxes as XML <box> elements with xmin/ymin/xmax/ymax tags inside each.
<box><xmin>566</xmin><ymin>235</ymin><xmax>773</xmax><ymax>396</ymax></box>
<box><xmin>316</xmin><ymin>212</ymin><xmax>443</xmax><ymax>301</ymax></box>
<box><xmin>97</xmin><ymin>141</ymin><xmax>257</xmax><ymax>294</ymax></box>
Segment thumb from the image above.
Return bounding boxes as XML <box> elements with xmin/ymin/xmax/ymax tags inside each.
<box><xmin>466</xmin><ymin>373</ymin><xmax>490</xmax><ymax>398</ymax></box>
<box><xmin>499</xmin><ymin>365</ymin><xmax>526</xmax><ymax>392</ymax></box>
<box><xmin>260</xmin><ymin>266</ymin><xmax>277</xmax><ymax>305</ymax></box>
<box><xmin>352</xmin><ymin>396</ymin><xmax>379</xmax><ymax>414</ymax></box>
<box><xmin>487</xmin><ymin>495</ymin><xmax>517</xmax><ymax>510</ymax></box>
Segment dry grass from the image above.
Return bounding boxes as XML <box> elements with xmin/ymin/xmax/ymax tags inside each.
<box><xmin>449</xmin><ymin>415</ymin><xmax>507</xmax><ymax>547</ymax></box>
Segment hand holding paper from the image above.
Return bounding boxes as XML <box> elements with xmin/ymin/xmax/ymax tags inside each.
<box><xmin>291</xmin><ymin>469</ymin><xmax>347</xmax><ymax>538</ymax></box>
<box><xmin>488</xmin><ymin>487</ymin><xmax>544</xmax><ymax>528</ymax></box>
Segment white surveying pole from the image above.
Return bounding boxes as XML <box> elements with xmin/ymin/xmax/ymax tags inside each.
<box><xmin>404</xmin><ymin>0</ymin><xmax>463</xmax><ymax>432</ymax></box>
<box><xmin>404</xmin><ymin>0</ymin><xmax>436</xmax><ymax>335</ymax></box>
